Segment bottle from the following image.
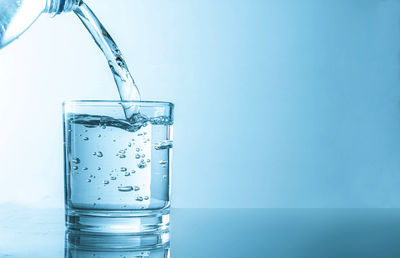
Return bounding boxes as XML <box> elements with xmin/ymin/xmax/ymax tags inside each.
<box><xmin>0</xmin><ymin>0</ymin><xmax>80</xmax><ymax>49</ymax></box>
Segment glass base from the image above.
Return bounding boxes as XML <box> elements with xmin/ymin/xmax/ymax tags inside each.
<box><xmin>65</xmin><ymin>229</ymin><xmax>170</xmax><ymax>253</ymax></box>
<box><xmin>66</xmin><ymin>208</ymin><xmax>170</xmax><ymax>234</ymax></box>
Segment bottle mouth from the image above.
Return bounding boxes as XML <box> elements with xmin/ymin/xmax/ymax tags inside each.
<box><xmin>46</xmin><ymin>0</ymin><xmax>80</xmax><ymax>14</ymax></box>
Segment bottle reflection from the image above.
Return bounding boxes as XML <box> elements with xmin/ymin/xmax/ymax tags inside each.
<box><xmin>65</xmin><ymin>229</ymin><xmax>170</xmax><ymax>257</ymax></box>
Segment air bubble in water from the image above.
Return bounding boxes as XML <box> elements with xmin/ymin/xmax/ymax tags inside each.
<box><xmin>97</xmin><ymin>197</ymin><xmax>101</xmax><ymax>200</ymax></box>
<box><xmin>97</xmin><ymin>167</ymin><xmax>101</xmax><ymax>170</ymax></box>
<box><xmin>73</xmin><ymin>166</ymin><xmax>78</xmax><ymax>170</ymax></box>
<box><xmin>133</xmin><ymin>186</ymin><xmax>140</xmax><ymax>191</ymax></box>
<box><xmin>98</xmin><ymin>134</ymin><xmax>101</xmax><ymax>137</ymax></box>
<box><xmin>131</xmin><ymin>170</ymin><xmax>136</xmax><ymax>174</ymax></box>
<box><xmin>125</xmin><ymin>172</ymin><xmax>130</xmax><ymax>176</ymax></box>
<box><xmin>119</xmin><ymin>154</ymin><xmax>126</xmax><ymax>158</ymax></box>
<box><xmin>72</xmin><ymin>158</ymin><xmax>80</xmax><ymax>164</ymax></box>
<box><xmin>110</xmin><ymin>176</ymin><xmax>116</xmax><ymax>180</ymax></box>
<box><xmin>141</xmin><ymin>154</ymin><xmax>145</xmax><ymax>158</ymax></box>
<box><xmin>138</xmin><ymin>160</ymin><xmax>147</xmax><ymax>169</ymax></box>
<box><xmin>146</xmin><ymin>159</ymin><xmax>151</xmax><ymax>163</ymax></box>
<box><xmin>136</xmin><ymin>148</ymin><xmax>140</xmax><ymax>152</ymax></box>
<box><xmin>96</xmin><ymin>152</ymin><xmax>103</xmax><ymax>157</ymax></box>
<box><xmin>162</xmin><ymin>164</ymin><xmax>167</xmax><ymax>168</ymax></box>
<box><xmin>160</xmin><ymin>160</ymin><xmax>168</xmax><ymax>165</ymax></box>
<box><xmin>103</xmin><ymin>180</ymin><xmax>109</xmax><ymax>185</ymax></box>
<box><xmin>128</xmin><ymin>142</ymin><xmax>132</xmax><ymax>147</ymax></box>
<box><xmin>135</xmin><ymin>154</ymin><xmax>140</xmax><ymax>159</ymax></box>
<box><xmin>144</xmin><ymin>132</ymin><xmax>147</xmax><ymax>135</ymax></box>
<box><xmin>153</xmin><ymin>140</ymin><xmax>173</xmax><ymax>150</ymax></box>
<box><xmin>83</xmin><ymin>137</ymin><xmax>89</xmax><ymax>141</ymax></box>
<box><xmin>87</xmin><ymin>179</ymin><xmax>91</xmax><ymax>182</ymax></box>
<box><xmin>82</xmin><ymin>167</ymin><xmax>88</xmax><ymax>171</ymax></box>
<box><xmin>136</xmin><ymin>196</ymin><xmax>143</xmax><ymax>201</ymax></box>
<box><xmin>138</xmin><ymin>133</ymin><xmax>143</xmax><ymax>136</ymax></box>
<box><xmin>144</xmin><ymin>196</ymin><xmax>149</xmax><ymax>200</ymax></box>
<box><xmin>118</xmin><ymin>186</ymin><xmax>133</xmax><ymax>192</ymax></box>
<box><xmin>102</xmin><ymin>125</ymin><xmax>106</xmax><ymax>129</ymax></box>
<box><xmin>162</xmin><ymin>175</ymin><xmax>167</xmax><ymax>180</ymax></box>
<box><xmin>120</xmin><ymin>167</ymin><xmax>127</xmax><ymax>172</ymax></box>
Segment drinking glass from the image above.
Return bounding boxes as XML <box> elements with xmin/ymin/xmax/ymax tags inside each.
<box><xmin>63</xmin><ymin>100</ymin><xmax>173</xmax><ymax>234</ymax></box>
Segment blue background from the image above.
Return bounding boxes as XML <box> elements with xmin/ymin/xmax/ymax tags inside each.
<box><xmin>0</xmin><ymin>0</ymin><xmax>400</xmax><ymax>208</ymax></box>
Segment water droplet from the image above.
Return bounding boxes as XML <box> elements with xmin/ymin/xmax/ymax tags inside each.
<box><xmin>72</xmin><ymin>158</ymin><xmax>80</xmax><ymax>164</ymax></box>
<box><xmin>124</xmin><ymin>172</ymin><xmax>130</xmax><ymax>176</ymax></box>
<box><xmin>146</xmin><ymin>159</ymin><xmax>151</xmax><ymax>163</ymax></box>
<box><xmin>144</xmin><ymin>196</ymin><xmax>149</xmax><ymax>200</ymax></box>
<box><xmin>97</xmin><ymin>197</ymin><xmax>101</xmax><ymax>200</ymax></box>
<box><xmin>118</xmin><ymin>186</ymin><xmax>133</xmax><ymax>192</ymax></box>
<box><xmin>83</xmin><ymin>137</ymin><xmax>89</xmax><ymax>141</ymax></box>
<box><xmin>87</xmin><ymin>179</ymin><xmax>91</xmax><ymax>182</ymax></box>
<box><xmin>135</xmin><ymin>154</ymin><xmax>140</xmax><ymax>159</ymax></box>
<box><xmin>73</xmin><ymin>166</ymin><xmax>78</xmax><ymax>170</ymax></box>
<box><xmin>119</xmin><ymin>154</ymin><xmax>126</xmax><ymax>158</ymax></box>
<box><xmin>141</xmin><ymin>154</ymin><xmax>145</xmax><ymax>158</ymax></box>
<box><xmin>110</xmin><ymin>176</ymin><xmax>116</xmax><ymax>180</ymax></box>
<box><xmin>120</xmin><ymin>167</ymin><xmax>127</xmax><ymax>172</ymax></box>
<box><xmin>160</xmin><ymin>160</ymin><xmax>168</xmax><ymax>165</ymax></box>
<box><xmin>96</xmin><ymin>152</ymin><xmax>103</xmax><ymax>157</ymax></box>
<box><xmin>103</xmin><ymin>180</ymin><xmax>109</xmax><ymax>185</ymax></box>
<box><xmin>138</xmin><ymin>160</ymin><xmax>147</xmax><ymax>169</ymax></box>
<box><xmin>135</xmin><ymin>148</ymin><xmax>140</xmax><ymax>152</ymax></box>
<box><xmin>82</xmin><ymin>167</ymin><xmax>88</xmax><ymax>171</ymax></box>
<box><xmin>97</xmin><ymin>167</ymin><xmax>101</xmax><ymax>170</ymax></box>
<box><xmin>133</xmin><ymin>186</ymin><xmax>140</xmax><ymax>191</ymax></box>
<box><xmin>153</xmin><ymin>140</ymin><xmax>173</xmax><ymax>150</ymax></box>
<box><xmin>136</xmin><ymin>196</ymin><xmax>143</xmax><ymax>201</ymax></box>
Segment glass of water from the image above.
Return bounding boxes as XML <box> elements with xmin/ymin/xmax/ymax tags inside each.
<box><xmin>63</xmin><ymin>100</ymin><xmax>173</xmax><ymax>235</ymax></box>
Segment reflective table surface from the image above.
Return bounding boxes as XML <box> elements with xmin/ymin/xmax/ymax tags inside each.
<box><xmin>1</xmin><ymin>205</ymin><xmax>400</xmax><ymax>257</ymax></box>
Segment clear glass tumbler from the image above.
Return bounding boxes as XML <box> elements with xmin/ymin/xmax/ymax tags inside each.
<box><xmin>63</xmin><ymin>101</ymin><xmax>173</xmax><ymax>234</ymax></box>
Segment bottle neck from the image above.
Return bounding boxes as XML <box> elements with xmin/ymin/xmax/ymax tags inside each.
<box><xmin>45</xmin><ymin>0</ymin><xmax>81</xmax><ymax>14</ymax></box>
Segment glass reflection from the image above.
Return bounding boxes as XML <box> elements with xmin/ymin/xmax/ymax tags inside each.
<box><xmin>65</xmin><ymin>229</ymin><xmax>170</xmax><ymax>257</ymax></box>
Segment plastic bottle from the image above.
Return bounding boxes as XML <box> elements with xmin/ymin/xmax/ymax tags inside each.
<box><xmin>0</xmin><ymin>0</ymin><xmax>80</xmax><ymax>48</ymax></box>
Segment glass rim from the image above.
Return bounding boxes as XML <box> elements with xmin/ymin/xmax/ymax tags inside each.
<box><xmin>63</xmin><ymin>100</ymin><xmax>174</xmax><ymax>107</ymax></box>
